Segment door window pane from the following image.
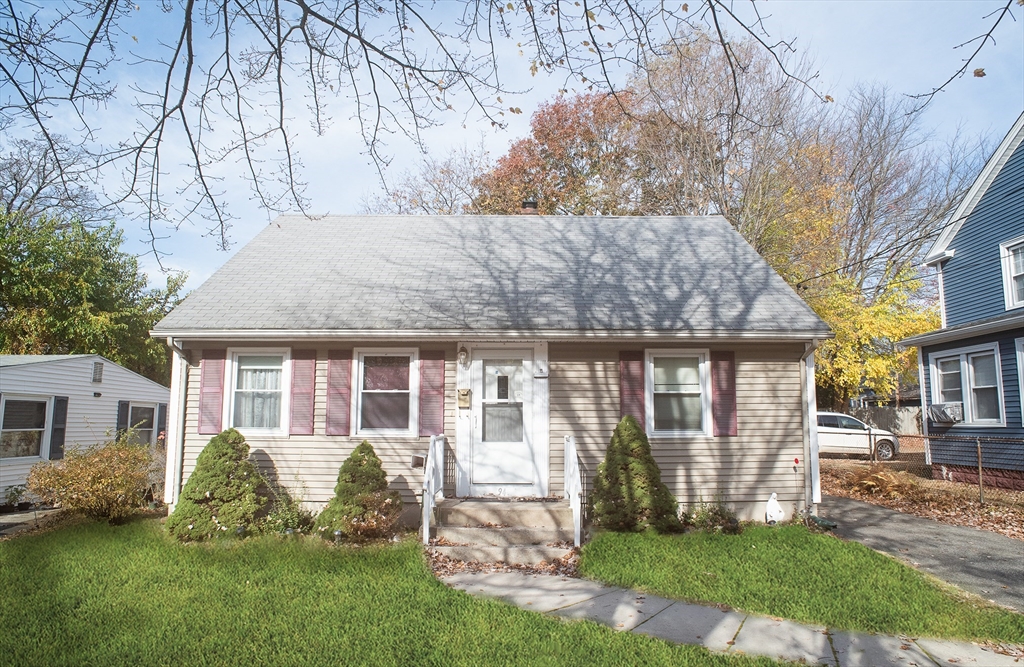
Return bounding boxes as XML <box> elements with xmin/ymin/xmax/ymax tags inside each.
<box><xmin>234</xmin><ymin>355</ymin><xmax>283</xmax><ymax>428</ymax></box>
<box><xmin>1</xmin><ymin>400</ymin><xmax>47</xmax><ymax>458</ymax></box>
<box><xmin>483</xmin><ymin>404</ymin><xmax>524</xmax><ymax>442</ymax></box>
<box><xmin>484</xmin><ymin>360</ymin><xmax>523</xmax><ymax>401</ymax></box>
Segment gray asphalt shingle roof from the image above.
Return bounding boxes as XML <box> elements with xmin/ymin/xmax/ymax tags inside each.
<box><xmin>154</xmin><ymin>215</ymin><xmax>829</xmax><ymax>336</ymax></box>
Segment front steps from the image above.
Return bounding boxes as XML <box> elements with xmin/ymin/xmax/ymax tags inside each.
<box><xmin>429</xmin><ymin>499</ymin><xmax>575</xmax><ymax>566</ymax></box>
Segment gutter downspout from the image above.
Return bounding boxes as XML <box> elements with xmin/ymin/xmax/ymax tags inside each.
<box><xmin>801</xmin><ymin>339</ymin><xmax>822</xmax><ymax>510</ymax></box>
<box><xmin>164</xmin><ymin>337</ymin><xmax>189</xmax><ymax>511</ymax></box>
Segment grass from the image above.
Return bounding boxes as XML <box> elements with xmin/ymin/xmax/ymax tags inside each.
<box><xmin>0</xmin><ymin>517</ymin><xmax>787</xmax><ymax>667</ymax></box>
<box><xmin>578</xmin><ymin>525</ymin><xmax>1024</xmax><ymax>644</ymax></box>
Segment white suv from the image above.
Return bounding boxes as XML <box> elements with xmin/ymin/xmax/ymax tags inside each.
<box><xmin>816</xmin><ymin>412</ymin><xmax>899</xmax><ymax>461</ymax></box>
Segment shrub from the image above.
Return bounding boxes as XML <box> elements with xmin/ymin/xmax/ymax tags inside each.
<box><xmin>26</xmin><ymin>436</ymin><xmax>151</xmax><ymax>522</ymax></box>
<box><xmin>589</xmin><ymin>416</ymin><xmax>683</xmax><ymax>533</ymax></box>
<box><xmin>687</xmin><ymin>498</ymin><xmax>742</xmax><ymax>534</ymax></box>
<box><xmin>314</xmin><ymin>441</ymin><xmax>402</xmax><ymax>540</ymax></box>
<box><xmin>166</xmin><ymin>429</ymin><xmax>266</xmax><ymax>541</ymax></box>
<box><xmin>261</xmin><ymin>483</ymin><xmax>315</xmax><ymax>534</ymax></box>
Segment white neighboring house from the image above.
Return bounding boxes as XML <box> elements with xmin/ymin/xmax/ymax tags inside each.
<box><xmin>0</xmin><ymin>355</ymin><xmax>170</xmax><ymax>495</ymax></box>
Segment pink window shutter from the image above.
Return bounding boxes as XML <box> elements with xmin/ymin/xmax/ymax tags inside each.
<box><xmin>326</xmin><ymin>350</ymin><xmax>353</xmax><ymax>436</ymax></box>
<box><xmin>290</xmin><ymin>349</ymin><xmax>317</xmax><ymax>435</ymax></box>
<box><xmin>710</xmin><ymin>351</ymin><xmax>738</xmax><ymax>437</ymax></box>
<box><xmin>199</xmin><ymin>349</ymin><xmax>226</xmax><ymax>435</ymax></box>
<box><xmin>619</xmin><ymin>351</ymin><xmax>645</xmax><ymax>430</ymax></box>
<box><xmin>419</xmin><ymin>350</ymin><xmax>445</xmax><ymax>436</ymax></box>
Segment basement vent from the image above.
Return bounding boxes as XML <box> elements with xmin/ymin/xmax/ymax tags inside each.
<box><xmin>92</xmin><ymin>361</ymin><xmax>104</xmax><ymax>383</ymax></box>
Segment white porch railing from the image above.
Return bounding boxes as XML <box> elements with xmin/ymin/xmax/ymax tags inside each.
<box><xmin>422</xmin><ymin>434</ymin><xmax>445</xmax><ymax>545</ymax></box>
<box><xmin>564</xmin><ymin>435</ymin><xmax>582</xmax><ymax>547</ymax></box>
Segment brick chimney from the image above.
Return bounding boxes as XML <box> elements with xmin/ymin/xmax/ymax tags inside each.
<box><xmin>519</xmin><ymin>200</ymin><xmax>539</xmax><ymax>215</ymax></box>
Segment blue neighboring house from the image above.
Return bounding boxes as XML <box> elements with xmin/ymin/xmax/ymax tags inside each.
<box><xmin>903</xmin><ymin>111</ymin><xmax>1024</xmax><ymax>491</ymax></box>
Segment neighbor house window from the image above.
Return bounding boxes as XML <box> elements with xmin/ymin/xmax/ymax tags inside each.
<box><xmin>930</xmin><ymin>344</ymin><xmax>1004</xmax><ymax>425</ymax></box>
<box><xmin>1000</xmin><ymin>237</ymin><xmax>1024</xmax><ymax>310</ymax></box>
<box><xmin>355</xmin><ymin>349</ymin><xmax>419</xmax><ymax>434</ymax></box>
<box><xmin>0</xmin><ymin>397</ymin><xmax>49</xmax><ymax>458</ymax></box>
<box><xmin>228</xmin><ymin>351</ymin><xmax>289</xmax><ymax>431</ymax></box>
<box><xmin>128</xmin><ymin>404</ymin><xmax>156</xmax><ymax>445</ymax></box>
<box><xmin>645</xmin><ymin>350</ymin><xmax>711</xmax><ymax>436</ymax></box>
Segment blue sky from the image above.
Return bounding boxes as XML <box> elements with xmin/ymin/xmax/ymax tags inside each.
<box><xmin>115</xmin><ymin>0</ymin><xmax>1024</xmax><ymax>291</ymax></box>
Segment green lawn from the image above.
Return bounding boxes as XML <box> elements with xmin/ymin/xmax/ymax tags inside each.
<box><xmin>578</xmin><ymin>525</ymin><xmax>1024</xmax><ymax>644</ymax></box>
<box><xmin>0</xmin><ymin>518</ymin><xmax>787</xmax><ymax>667</ymax></box>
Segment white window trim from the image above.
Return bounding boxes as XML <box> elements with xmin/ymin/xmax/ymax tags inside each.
<box><xmin>0</xmin><ymin>394</ymin><xmax>53</xmax><ymax>460</ymax></box>
<box><xmin>1016</xmin><ymin>338</ymin><xmax>1024</xmax><ymax>426</ymax></box>
<box><xmin>644</xmin><ymin>348</ymin><xmax>712</xmax><ymax>437</ymax></box>
<box><xmin>127</xmin><ymin>402</ymin><xmax>158</xmax><ymax>447</ymax></box>
<box><xmin>999</xmin><ymin>235</ymin><xmax>1024</xmax><ymax>311</ymax></box>
<box><xmin>928</xmin><ymin>342</ymin><xmax>1006</xmax><ymax>427</ymax></box>
<box><xmin>223</xmin><ymin>348</ymin><xmax>292</xmax><ymax>436</ymax></box>
<box><xmin>352</xmin><ymin>348</ymin><xmax>420</xmax><ymax>437</ymax></box>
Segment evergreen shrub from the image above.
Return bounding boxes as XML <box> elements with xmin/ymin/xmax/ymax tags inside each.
<box><xmin>166</xmin><ymin>429</ymin><xmax>266</xmax><ymax>541</ymax></box>
<box><xmin>314</xmin><ymin>440</ymin><xmax>402</xmax><ymax>540</ymax></box>
<box><xmin>589</xmin><ymin>416</ymin><xmax>682</xmax><ymax>533</ymax></box>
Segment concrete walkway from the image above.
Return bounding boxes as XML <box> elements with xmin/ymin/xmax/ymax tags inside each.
<box><xmin>819</xmin><ymin>495</ymin><xmax>1024</xmax><ymax>612</ymax></box>
<box><xmin>444</xmin><ymin>571</ymin><xmax>1022</xmax><ymax>666</ymax></box>
<box><xmin>0</xmin><ymin>508</ymin><xmax>59</xmax><ymax>538</ymax></box>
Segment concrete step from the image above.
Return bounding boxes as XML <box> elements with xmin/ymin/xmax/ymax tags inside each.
<box><xmin>431</xmin><ymin>545</ymin><xmax>572</xmax><ymax>566</ymax></box>
<box><xmin>436</xmin><ymin>526</ymin><xmax>572</xmax><ymax>547</ymax></box>
<box><xmin>437</xmin><ymin>500</ymin><xmax>573</xmax><ymax>529</ymax></box>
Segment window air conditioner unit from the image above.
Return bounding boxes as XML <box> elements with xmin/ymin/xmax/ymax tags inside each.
<box><xmin>929</xmin><ymin>402</ymin><xmax>963</xmax><ymax>424</ymax></box>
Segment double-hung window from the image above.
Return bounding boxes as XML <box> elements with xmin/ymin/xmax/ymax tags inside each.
<box><xmin>930</xmin><ymin>344</ymin><xmax>1004</xmax><ymax>425</ymax></box>
<box><xmin>127</xmin><ymin>404</ymin><xmax>156</xmax><ymax>445</ymax></box>
<box><xmin>354</xmin><ymin>349</ymin><xmax>419</xmax><ymax>435</ymax></box>
<box><xmin>1000</xmin><ymin>237</ymin><xmax>1024</xmax><ymax>310</ymax></box>
<box><xmin>0</xmin><ymin>396</ymin><xmax>49</xmax><ymax>459</ymax></box>
<box><xmin>645</xmin><ymin>350</ymin><xmax>711</xmax><ymax>436</ymax></box>
<box><xmin>227</xmin><ymin>350</ymin><xmax>289</xmax><ymax>432</ymax></box>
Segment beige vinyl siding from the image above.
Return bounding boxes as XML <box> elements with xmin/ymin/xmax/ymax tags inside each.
<box><xmin>179</xmin><ymin>344</ymin><xmax>455</xmax><ymax>515</ymax></box>
<box><xmin>0</xmin><ymin>356</ymin><xmax>169</xmax><ymax>493</ymax></box>
<box><xmin>548</xmin><ymin>343</ymin><xmax>808</xmax><ymax>521</ymax></box>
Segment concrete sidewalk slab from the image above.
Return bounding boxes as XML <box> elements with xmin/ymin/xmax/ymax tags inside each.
<box><xmin>915</xmin><ymin>638</ymin><xmax>1023</xmax><ymax>666</ymax></box>
<box><xmin>442</xmin><ymin>571</ymin><xmax>1024</xmax><ymax>667</ymax></box>
<box><xmin>444</xmin><ymin>572</ymin><xmax>614</xmax><ymax>613</ymax></box>
<box><xmin>631</xmin><ymin>602</ymin><xmax>745</xmax><ymax>652</ymax></box>
<box><xmin>553</xmin><ymin>588</ymin><xmax>674</xmax><ymax>630</ymax></box>
<box><xmin>829</xmin><ymin>630</ymin><xmax>934</xmax><ymax>666</ymax></box>
<box><xmin>0</xmin><ymin>508</ymin><xmax>59</xmax><ymax>538</ymax></box>
<box><xmin>730</xmin><ymin>615</ymin><xmax>833</xmax><ymax>665</ymax></box>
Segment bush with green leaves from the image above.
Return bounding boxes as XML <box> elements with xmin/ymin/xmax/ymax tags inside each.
<box><xmin>314</xmin><ymin>441</ymin><xmax>403</xmax><ymax>540</ymax></box>
<box><xmin>589</xmin><ymin>416</ymin><xmax>682</xmax><ymax>533</ymax></box>
<box><xmin>261</xmin><ymin>484</ymin><xmax>315</xmax><ymax>534</ymax></box>
<box><xmin>166</xmin><ymin>429</ymin><xmax>266</xmax><ymax>541</ymax></box>
<box><xmin>687</xmin><ymin>498</ymin><xmax>741</xmax><ymax>534</ymax></box>
<box><xmin>26</xmin><ymin>435</ymin><xmax>151</xmax><ymax>522</ymax></box>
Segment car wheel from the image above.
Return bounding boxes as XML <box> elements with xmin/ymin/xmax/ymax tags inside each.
<box><xmin>875</xmin><ymin>440</ymin><xmax>895</xmax><ymax>461</ymax></box>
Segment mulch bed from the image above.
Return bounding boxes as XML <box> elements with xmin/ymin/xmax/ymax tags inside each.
<box><xmin>821</xmin><ymin>460</ymin><xmax>1024</xmax><ymax>541</ymax></box>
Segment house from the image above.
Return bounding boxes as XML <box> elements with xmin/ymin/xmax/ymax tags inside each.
<box><xmin>0</xmin><ymin>355</ymin><xmax>170</xmax><ymax>495</ymax></box>
<box><xmin>153</xmin><ymin>214</ymin><xmax>832</xmax><ymax>525</ymax></box>
<box><xmin>902</xmin><ymin>111</ymin><xmax>1024</xmax><ymax>491</ymax></box>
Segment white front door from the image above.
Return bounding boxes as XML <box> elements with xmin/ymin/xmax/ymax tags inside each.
<box><xmin>468</xmin><ymin>350</ymin><xmax>541</xmax><ymax>496</ymax></box>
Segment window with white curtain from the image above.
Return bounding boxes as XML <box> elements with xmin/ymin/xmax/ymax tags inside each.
<box><xmin>645</xmin><ymin>350</ymin><xmax>711</xmax><ymax>436</ymax></box>
<box><xmin>229</xmin><ymin>353</ymin><xmax>287</xmax><ymax>430</ymax></box>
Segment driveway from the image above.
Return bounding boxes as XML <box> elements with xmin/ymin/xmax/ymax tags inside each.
<box><xmin>818</xmin><ymin>495</ymin><xmax>1023</xmax><ymax>612</ymax></box>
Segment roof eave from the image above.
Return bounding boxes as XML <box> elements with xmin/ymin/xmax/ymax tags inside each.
<box><xmin>151</xmin><ymin>327</ymin><xmax>834</xmax><ymax>343</ymax></box>
<box><xmin>899</xmin><ymin>313</ymin><xmax>1023</xmax><ymax>347</ymax></box>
